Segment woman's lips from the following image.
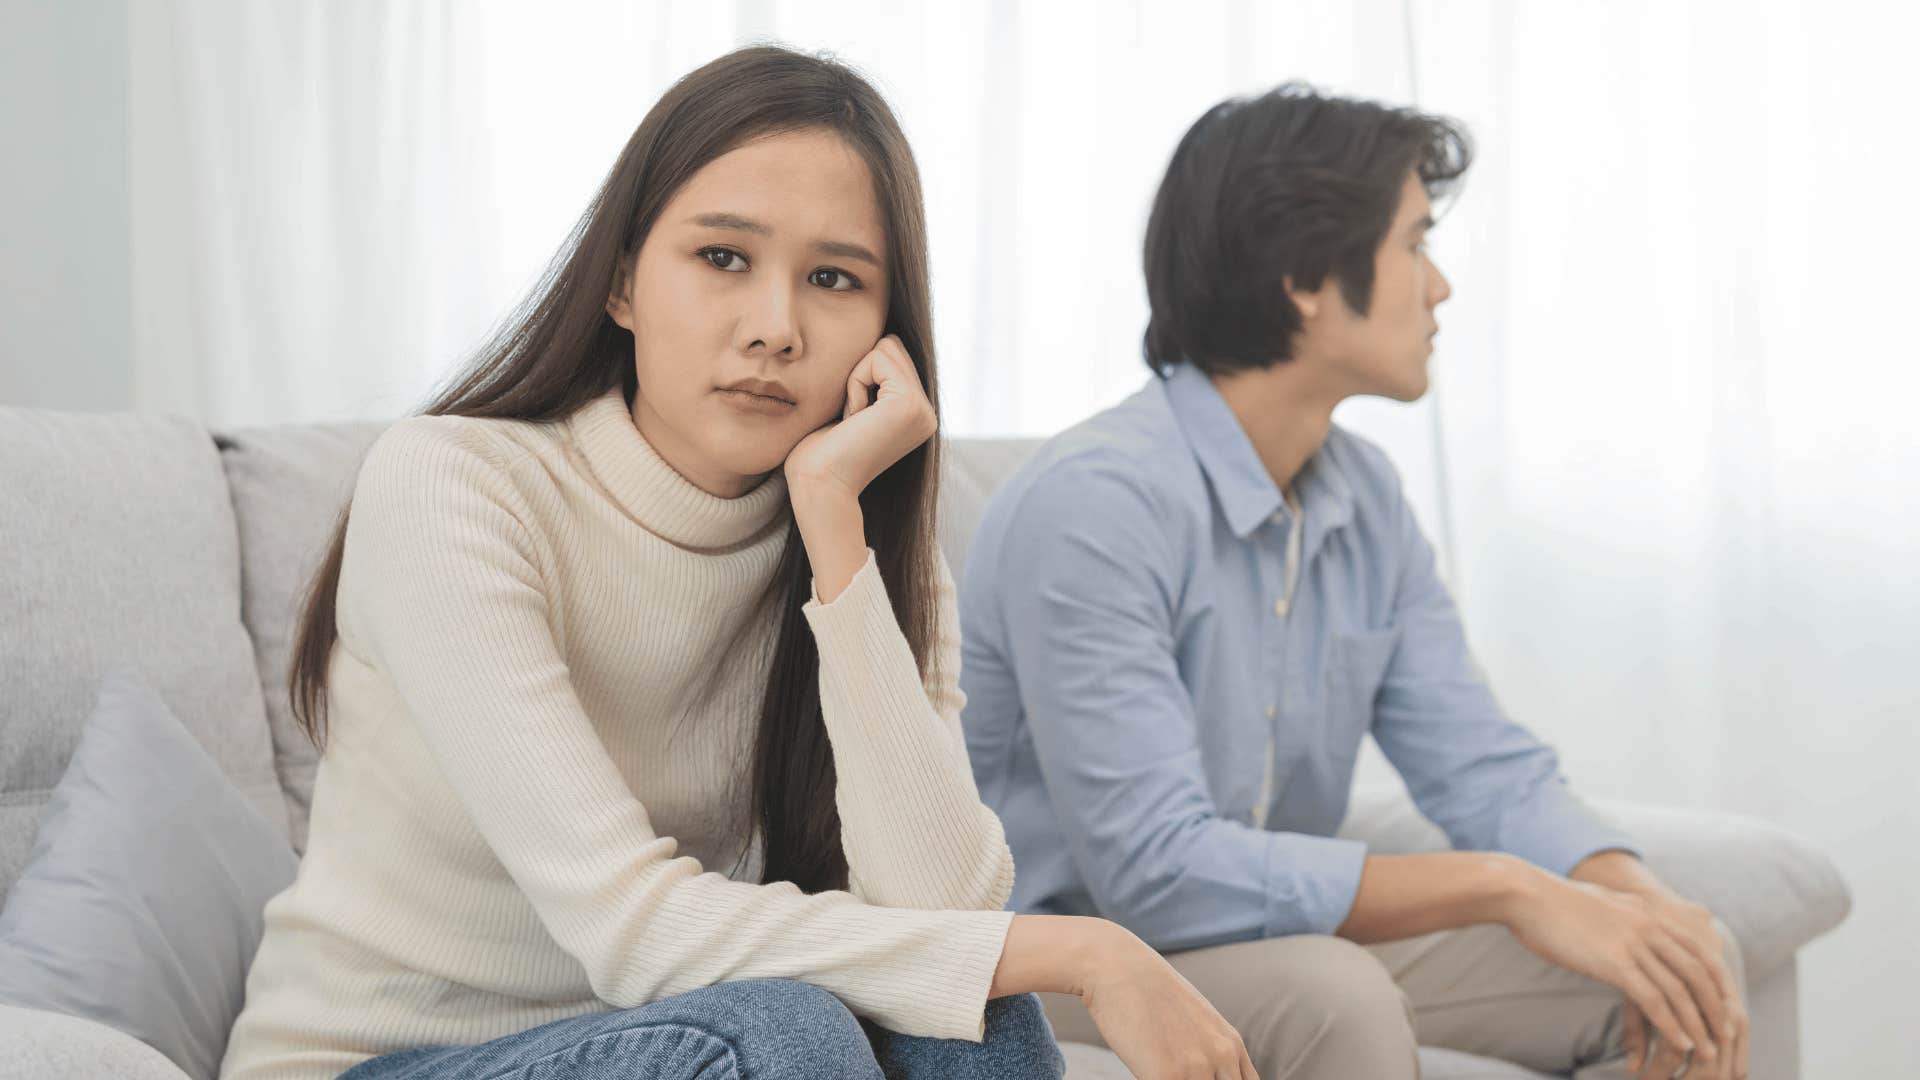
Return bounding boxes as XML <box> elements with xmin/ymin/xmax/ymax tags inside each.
<box><xmin>716</xmin><ymin>388</ymin><xmax>798</xmax><ymax>416</ymax></box>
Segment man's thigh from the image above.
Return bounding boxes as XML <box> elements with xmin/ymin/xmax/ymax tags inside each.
<box><xmin>1040</xmin><ymin>935</ymin><xmax>1418</xmax><ymax>1080</ymax></box>
<box><xmin>1369</xmin><ymin>923</ymin><xmax>1631</xmax><ymax>1078</ymax></box>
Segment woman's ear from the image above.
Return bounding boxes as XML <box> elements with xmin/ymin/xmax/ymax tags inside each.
<box><xmin>605</xmin><ymin>260</ymin><xmax>635</xmax><ymax>330</ymax></box>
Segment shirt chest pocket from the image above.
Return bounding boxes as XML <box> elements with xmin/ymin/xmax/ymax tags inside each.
<box><xmin>1322</xmin><ymin>628</ymin><xmax>1400</xmax><ymax>761</ymax></box>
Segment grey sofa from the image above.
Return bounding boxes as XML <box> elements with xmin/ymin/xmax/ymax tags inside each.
<box><xmin>0</xmin><ymin>406</ymin><xmax>1852</xmax><ymax>1079</ymax></box>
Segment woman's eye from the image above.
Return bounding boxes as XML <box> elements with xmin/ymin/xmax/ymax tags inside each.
<box><xmin>700</xmin><ymin>247</ymin><xmax>747</xmax><ymax>272</ymax></box>
<box><xmin>809</xmin><ymin>267</ymin><xmax>860</xmax><ymax>291</ymax></box>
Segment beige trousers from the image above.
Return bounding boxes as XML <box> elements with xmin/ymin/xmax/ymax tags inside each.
<box><xmin>1041</xmin><ymin>920</ymin><xmax>1746</xmax><ymax>1079</ymax></box>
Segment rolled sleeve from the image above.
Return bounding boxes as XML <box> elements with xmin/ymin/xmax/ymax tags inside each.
<box><xmin>1263</xmin><ymin>832</ymin><xmax>1370</xmax><ymax>937</ymax></box>
<box><xmin>1495</xmin><ymin>778</ymin><xmax>1639</xmax><ymax>877</ymax></box>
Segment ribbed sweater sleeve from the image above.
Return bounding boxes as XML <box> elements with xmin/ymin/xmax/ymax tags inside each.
<box><xmin>341</xmin><ymin>420</ymin><xmax>1012</xmax><ymax>1041</ymax></box>
<box><xmin>804</xmin><ymin>552</ymin><xmax>1017</xmax><ymax>912</ymax></box>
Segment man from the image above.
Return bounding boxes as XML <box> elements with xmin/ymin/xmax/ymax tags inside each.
<box><xmin>959</xmin><ymin>84</ymin><xmax>1748</xmax><ymax>1080</ymax></box>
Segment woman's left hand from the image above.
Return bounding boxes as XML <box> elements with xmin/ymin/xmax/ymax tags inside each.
<box><xmin>783</xmin><ymin>334</ymin><xmax>937</xmax><ymax>502</ymax></box>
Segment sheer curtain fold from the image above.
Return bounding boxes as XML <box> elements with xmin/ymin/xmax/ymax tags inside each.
<box><xmin>128</xmin><ymin>2</ymin><xmax>1915</xmax><ymax>1074</ymax></box>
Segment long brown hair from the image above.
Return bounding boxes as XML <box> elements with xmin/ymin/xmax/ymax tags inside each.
<box><xmin>287</xmin><ymin>46</ymin><xmax>943</xmax><ymax>895</ymax></box>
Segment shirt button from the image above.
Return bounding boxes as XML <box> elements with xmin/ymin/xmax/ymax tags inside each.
<box><xmin>1273</xmin><ymin>597</ymin><xmax>1288</xmax><ymax>617</ymax></box>
<box><xmin>1265</xmin><ymin>703</ymin><xmax>1277</xmax><ymax>719</ymax></box>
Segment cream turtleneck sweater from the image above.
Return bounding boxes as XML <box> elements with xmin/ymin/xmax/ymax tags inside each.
<box><xmin>220</xmin><ymin>388</ymin><xmax>1017</xmax><ymax>1080</ymax></box>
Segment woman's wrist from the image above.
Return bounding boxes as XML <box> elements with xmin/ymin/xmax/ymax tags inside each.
<box><xmin>989</xmin><ymin>913</ymin><xmax>1124</xmax><ymax>999</ymax></box>
<box><xmin>788</xmin><ymin>479</ymin><xmax>866</xmax><ymax>603</ymax></box>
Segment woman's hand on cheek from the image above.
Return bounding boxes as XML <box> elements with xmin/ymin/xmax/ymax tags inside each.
<box><xmin>783</xmin><ymin>334</ymin><xmax>937</xmax><ymax>503</ymax></box>
<box><xmin>783</xmin><ymin>335</ymin><xmax>935</xmax><ymax>604</ymax></box>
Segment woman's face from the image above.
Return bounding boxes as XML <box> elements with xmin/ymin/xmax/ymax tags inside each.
<box><xmin>606</xmin><ymin>128</ymin><xmax>891</xmax><ymax>498</ymax></box>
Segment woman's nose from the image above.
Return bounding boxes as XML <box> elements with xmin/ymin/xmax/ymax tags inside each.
<box><xmin>740</xmin><ymin>280</ymin><xmax>801</xmax><ymax>357</ymax></box>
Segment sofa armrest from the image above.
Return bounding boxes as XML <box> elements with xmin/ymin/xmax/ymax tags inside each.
<box><xmin>1338</xmin><ymin>786</ymin><xmax>1851</xmax><ymax>980</ymax></box>
<box><xmin>0</xmin><ymin>1005</ymin><xmax>192</xmax><ymax>1080</ymax></box>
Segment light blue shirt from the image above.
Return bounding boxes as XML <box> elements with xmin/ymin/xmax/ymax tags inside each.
<box><xmin>959</xmin><ymin>364</ymin><xmax>1636</xmax><ymax>951</ymax></box>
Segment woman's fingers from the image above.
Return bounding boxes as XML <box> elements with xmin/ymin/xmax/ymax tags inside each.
<box><xmin>845</xmin><ymin>334</ymin><xmax>927</xmax><ymax>419</ymax></box>
<box><xmin>870</xmin><ymin>335</ymin><xmax>924</xmax><ymax>400</ymax></box>
<box><xmin>843</xmin><ymin>348</ymin><xmax>875</xmax><ymax>419</ymax></box>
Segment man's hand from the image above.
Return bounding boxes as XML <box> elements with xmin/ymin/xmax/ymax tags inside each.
<box><xmin>1571</xmin><ymin>853</ymin><xmax>1748</xmax><ymax>1080</ymax></box>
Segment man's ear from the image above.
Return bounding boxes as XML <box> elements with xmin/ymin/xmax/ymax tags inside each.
<box><xmin>605</xmin><ymin>259</ymin><xmax>635</xmax><ymax>331</ymax></box>
<box><xmin>1282</xmin><ymin>274</ymin><xmax>1325</xmax><ymax>322</ymax></box>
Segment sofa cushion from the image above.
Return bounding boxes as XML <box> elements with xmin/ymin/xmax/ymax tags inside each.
<box><xmin>0</xmin><ymin>1004</ymin><xmax>192</xmax><ymax>1080</ymax></box>
<box><xmin>939</xmin><ymin>437</ymin><xmax>1042</xmax><ymax>588</ymax></box>
<box><xmin>0</xmin><ymin>669</ymin><xmax>298</xmax><ymax>1080</ymax></box>
<box><xmin>216</xmin><ymin>421</ymin><xmax>386</xmax><ymax>852</ymax></box>
<box><xmin>0</xmin><ymin>407</ymin><xmax>287</xmax><ymax>901</ymax></box>
<box><xmin>1339</xmin><ymin>785</ymin><xmax>1851</xmax><ymax>981</ymax></box>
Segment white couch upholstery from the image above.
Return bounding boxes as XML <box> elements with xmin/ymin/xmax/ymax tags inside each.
<box><xmin>0</xmin><ymin>409</ymin><xmax>1851</xmax><ymax>1079</ymax></box>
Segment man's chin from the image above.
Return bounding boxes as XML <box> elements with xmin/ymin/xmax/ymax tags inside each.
<box><xmin>1381</xmin><ymin>371</ymin><xmax>1430</xmax><ymax>403</ymax></box>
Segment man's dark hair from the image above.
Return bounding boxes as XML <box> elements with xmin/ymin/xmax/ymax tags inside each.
<box><xmin>1142</xmin><ymin>83</ymin><xmax>1472</xmax><ymax>376</ymax></box>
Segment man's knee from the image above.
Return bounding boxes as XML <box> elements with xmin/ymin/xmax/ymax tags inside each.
<box><xmin>1235</xmin><ymin>936</ymin><xmax>1417</xmax><ymax>1080</ymax></box>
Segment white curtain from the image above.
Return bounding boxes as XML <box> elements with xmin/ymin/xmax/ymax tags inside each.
<box><xmin>129</xmin><ymin>2</ymin><xmax>1917</xmax><ymax>1074</ymax></box>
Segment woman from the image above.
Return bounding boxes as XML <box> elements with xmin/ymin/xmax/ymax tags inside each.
<box><xmin>220</xmin><ymin>46</ymin><xmax>1254</xmax><ymax>1080</ymax></box>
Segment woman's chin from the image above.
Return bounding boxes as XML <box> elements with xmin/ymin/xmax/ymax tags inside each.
<box><xmin>706</xmin><ymin>442</ymin><xmax>796</xmax><ymax>487</ymax></box>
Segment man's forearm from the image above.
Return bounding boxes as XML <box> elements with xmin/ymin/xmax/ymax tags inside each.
<box><xmin>1335</xmin><ymin>850</ymin><xmax>1543</xmax><ymax>944</ymax></box>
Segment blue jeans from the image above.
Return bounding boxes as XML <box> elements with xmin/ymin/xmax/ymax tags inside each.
<box><xmin>337</xmin><ymin>980</ymin><xmax>1065</xmax><ymax>1080</ymax></box>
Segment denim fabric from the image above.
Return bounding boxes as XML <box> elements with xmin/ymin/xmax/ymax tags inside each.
<box><xmin>338</xmin><ymin>981</ymin><xmax>1062</xmax><ymax>1080</ymax></box>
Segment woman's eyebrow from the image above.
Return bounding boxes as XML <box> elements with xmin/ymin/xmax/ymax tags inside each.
<box><xmin>815</xmin><ymin>239</ymin><xmax>881</xmax><ymax>267</ymax></box>
<box><xmin>689</xmin><ymin>212</ymin><xmax>881</xmax><ymax>267</ymax></box>
<box><xmin>690</xmin><ymin>211</ymin><xmax>770</xmax><ymax>235</ymax></box>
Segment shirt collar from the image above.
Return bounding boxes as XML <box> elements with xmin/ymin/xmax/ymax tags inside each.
<box><xmin>1158</xmin><ymin>362</ymin><xmax>1355</xmax><ymax>540</ymax></box>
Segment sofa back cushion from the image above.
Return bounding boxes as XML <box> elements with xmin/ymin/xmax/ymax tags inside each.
<box><xmin>0</xmin><ymin>407</ymin><xmax>287</xmax><ymax>902</ymax></box>
<box><xmin>216</xmin><ymin>423</ymin><xmax>386</xmax><ymax>852</ymax></box>
<box><xmin>937</xmin><ymin>438</ymin><xmax>1043</xmax><ymax>589</ymax></box>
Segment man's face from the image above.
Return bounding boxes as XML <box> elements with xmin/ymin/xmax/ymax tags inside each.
<box><xmin>1310</xmin><ymin>170</ymin><xmax>1452</xmax><ymax>402</ymax></box>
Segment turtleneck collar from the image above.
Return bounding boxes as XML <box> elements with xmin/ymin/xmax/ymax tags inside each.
<box><xmin>565</xmin><ymin>386</ymin><xmax>789</xmax><ymax>550</ymax></box>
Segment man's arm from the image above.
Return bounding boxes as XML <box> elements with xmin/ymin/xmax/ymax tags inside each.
<box><xmin>1365</xmin><ymin>477</ymin><xmax>1638</xmax><ymax>874</ymax></box>
<box><xmin>1346</xmin><ymin>455</ymin><xmax>1745</xmax><ymax>1079</ymax></box>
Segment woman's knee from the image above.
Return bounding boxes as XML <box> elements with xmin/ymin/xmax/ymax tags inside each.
<box><xmin>980</xmin><ymin>994</ymin><xmax>1067</xmax><ymax>1077</ymax></box>
<box><xmin>663</xmin><ymin>980</ymin><xmax>881</xmax><ymax>1080</ymax></box>
<box><xmin>868</xmin><ymin>993</ymin><xmax>1064</xmax><ymax>1080</ymax></box>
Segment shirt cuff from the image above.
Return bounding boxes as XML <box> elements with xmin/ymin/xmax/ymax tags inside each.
<box><xmin>804</xmin><ymin>547</ymin><xmax>882</xmax><ymax>610</ymax></box>
<box><xmin>881</xmin><ymin>907</ymin><xmax>1015</xmax><ymax>1042</ymax></box>
<box><xmin>1498</xmin><ymin>780</ymin><xmax>1641</xmax><ymax>877</ymax></box>
<box><xmin>1262</xmin><ymin>832</ymin><xmax>1370</xmax><ymax>937</ymax></box>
